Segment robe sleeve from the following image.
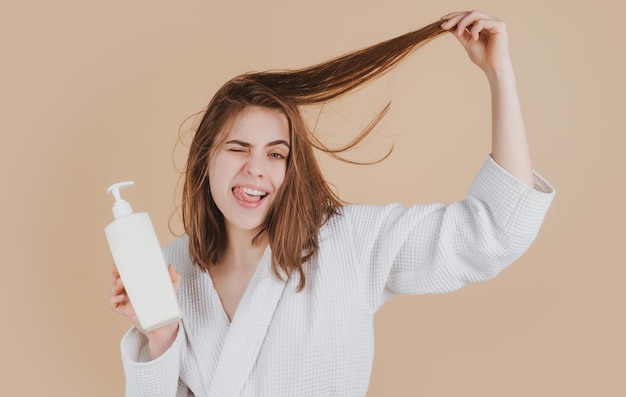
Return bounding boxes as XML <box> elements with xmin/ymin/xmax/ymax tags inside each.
<box><xmin>346</xmin><ymin>155</ymin><xmax>555</xmax><ymax>312</ymax></box>
<box><xmin>121</xmin><ymin>322</ymin><xmax>192</xmax><ymax>396</ymax></box>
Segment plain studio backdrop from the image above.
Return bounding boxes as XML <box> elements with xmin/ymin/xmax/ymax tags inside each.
<box><xmin>1</xmin><ymin>0</ymin><xmax>623</xmax><ymax>395</ymax></box>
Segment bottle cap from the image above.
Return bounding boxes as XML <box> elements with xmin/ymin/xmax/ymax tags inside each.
<box><xmin>107</xmin><ymin>181</ymin><xmax>135</xmax><ymax>219</ymax></box>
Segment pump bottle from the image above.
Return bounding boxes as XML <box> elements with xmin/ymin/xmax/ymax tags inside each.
<box><xmin>105</xmin><ymin>181</ymin><xmax>181</xmax><ymax>331</ymax></box>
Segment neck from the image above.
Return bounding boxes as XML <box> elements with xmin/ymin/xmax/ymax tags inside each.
<box><xmin>222</xmin><ymin>225</ymin><xmax>268</xmax><ymax>269</ymax></box>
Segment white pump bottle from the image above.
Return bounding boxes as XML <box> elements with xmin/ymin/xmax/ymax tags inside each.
<box><xmin>105</xmin><ymin>181</ymin><xmax>181</xmax><ymax>331</ymax></box>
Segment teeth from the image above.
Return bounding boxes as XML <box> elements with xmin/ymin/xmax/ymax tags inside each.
<box><xmin>241</xmin><ymin>187</ymin><xmax>266</xmax><ymax>196</ymax></box>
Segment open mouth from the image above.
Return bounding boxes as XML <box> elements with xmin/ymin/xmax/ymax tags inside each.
<box><xmin>232</xmin><ymin>186</ymin><xmax>268</xmax><ymax>204</ymax></box>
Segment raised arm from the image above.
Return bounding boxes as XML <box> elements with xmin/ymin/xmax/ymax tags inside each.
<box><xmin>441</xmin><ymin>10</ymin><xmax>534</xmax><ymax>186</ymax></box>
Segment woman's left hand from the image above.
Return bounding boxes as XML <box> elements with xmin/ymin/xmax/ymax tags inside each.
<box><xmin>440</xmin><ymin>10</ymin><xmax>512</xmax><ymax>76</ymax></box>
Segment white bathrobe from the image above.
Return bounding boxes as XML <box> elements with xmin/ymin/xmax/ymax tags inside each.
<box><xmin>121</xmin><ymin>156</ymin><xmax>555</xmax><ymax>396</ymax></box>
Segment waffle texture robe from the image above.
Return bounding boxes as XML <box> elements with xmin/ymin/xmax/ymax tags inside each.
<box><xmin>120</xmin><ymin>156</ymin><xmax>555</xmax><ymax>396</ymax></box>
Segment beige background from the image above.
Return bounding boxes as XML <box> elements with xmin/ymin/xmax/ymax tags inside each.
<box><xmin>2</xmin><ymin>0</ymin><xmax>624</xmax><ymax>395</ymax></box>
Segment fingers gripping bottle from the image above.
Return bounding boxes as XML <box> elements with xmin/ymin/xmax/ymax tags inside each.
<box><xmin>105</xmin><ymin>181</ymin><xmax>181</xmax><ymax>331</ymax></box>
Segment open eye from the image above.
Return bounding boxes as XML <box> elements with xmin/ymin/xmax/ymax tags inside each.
<box><xmin>269</xmin><ymin>152</ymin><xmax>286</xmax><ymax>159</ymax></box>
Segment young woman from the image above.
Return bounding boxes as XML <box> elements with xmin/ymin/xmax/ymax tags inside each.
<box><xmin>111</xmin><ymin>10</ymin><xmax>555</xmax><ymax>396</ymax></box>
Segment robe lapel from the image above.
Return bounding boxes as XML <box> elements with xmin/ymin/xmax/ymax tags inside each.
<box><xmin>177</xmin><ymin>252</ymin><xmax>229</xmax><ymax>396</ymax></box>
<box><xmin>208</xmin><ymin>247</ymin><xmax>287</xmax><ymax>395</ymax></box>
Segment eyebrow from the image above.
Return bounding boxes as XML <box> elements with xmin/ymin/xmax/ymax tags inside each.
<box><xmin>225</xmin><ymin>139</ymin><xmax>291</xmax><ymax>150</ymax></box>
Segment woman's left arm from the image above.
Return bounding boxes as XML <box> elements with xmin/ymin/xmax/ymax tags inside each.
<box><xmin>441</xmin><ymin>11</ymin><xmax>534</xmax><ymax>186</ymax></box>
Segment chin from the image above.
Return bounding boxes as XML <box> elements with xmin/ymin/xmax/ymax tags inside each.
<box><xmin>227</xmin><ymin>217</ymin><xmax>266</xmax><ymax>234</ymax></box>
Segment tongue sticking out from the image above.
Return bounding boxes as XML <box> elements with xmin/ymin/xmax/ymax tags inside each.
<box><xmin>233</xmin><ymin>187</ymin><xmax>263</xmax><ymax>203</ymax></box>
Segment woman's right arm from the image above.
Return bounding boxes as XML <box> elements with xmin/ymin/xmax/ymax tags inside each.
<box><xmin>111</xmin><ymin>264</ymin><xmax>187</xmax><ymax>396</ymax></box>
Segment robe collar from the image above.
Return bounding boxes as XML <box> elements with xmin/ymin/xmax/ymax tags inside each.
<box><xmin>207</xmin><ymin>246</ymin><xmax>288</xmax><ymax>395</ymax></box>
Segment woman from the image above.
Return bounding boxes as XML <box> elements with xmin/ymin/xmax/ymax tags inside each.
<box><xmin>111</xmin><ymin>10</ymin><xmax>555</xmax><ymax>396</ymax></box>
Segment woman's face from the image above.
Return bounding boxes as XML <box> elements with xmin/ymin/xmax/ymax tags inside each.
<box><xmin>208</xmin><ymin>106</ymin><xmax>290</xmax><ymax>235</ymax></box>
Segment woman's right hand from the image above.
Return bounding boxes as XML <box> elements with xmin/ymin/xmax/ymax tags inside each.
<box><xmin>110</xmin><ymin>263</ymin><xmax>181</xmax><ymax>359</ymax></box>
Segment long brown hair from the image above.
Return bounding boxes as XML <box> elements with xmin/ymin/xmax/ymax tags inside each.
<box><xmin>182</xmin><ymin>20</ymin><xmax>446</xmax><ymax>290</ymax></box>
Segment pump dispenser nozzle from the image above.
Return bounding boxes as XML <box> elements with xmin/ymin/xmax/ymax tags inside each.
<box><xmin>107</xmin><ymin>181</ymin><xmax>135</xmax><ymax>219</ymax></box>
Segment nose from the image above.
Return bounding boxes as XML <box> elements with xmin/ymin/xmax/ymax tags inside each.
<box><xmin>245</xmin><ymin>155</ymin><xmax>263</xmax><ymax>177</ymax></box>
